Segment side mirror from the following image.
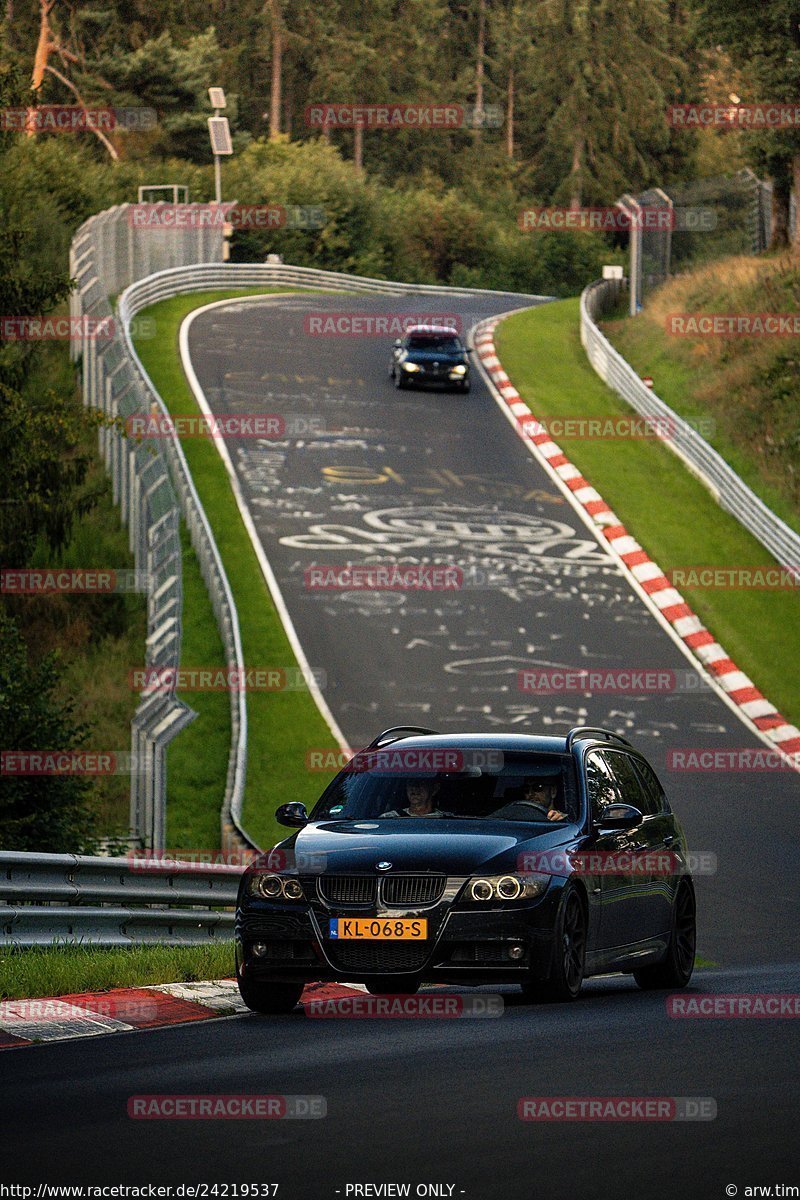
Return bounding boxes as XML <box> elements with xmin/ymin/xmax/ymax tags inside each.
<box><xmin>276</xmin><ymin>802</ymin><xmax>309</xmax><ymax>828</ymax></box>
<box><xmin>595</xmin><ymin>803</ymin><xmax>643</xmax><ymax>833</ymax></box>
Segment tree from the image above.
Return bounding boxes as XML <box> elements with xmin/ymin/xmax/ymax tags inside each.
<box><xmin>694</xmin><ymin>0</ymin><xmax>800</xmax><ymax>249</ymax></box>
<box><xmin>265</xmin><ymin>0</ymin><xmax>283</xmax><ymax>140</ymax></box>
<box><xmin>527</xmin><ymin>0</ymin><xmax>690</xmax><ymax>206</ymax></box>
<box><xmin>0</xmin><ymin>614</ymin><xmax>99</xmax><ymax>852</ymax></box>
<box><xmin>93</xmin><ymin>27</ymin><xmax>225</xmax><ymax>162</ymax></box>
<box><xmin>486</xmin><ymin>0</ymin><xmax>537</xmax><ymax>159</ymax></box>
<box><xmin>305</xmin><ymin>0</ymin><xmax>396</xmax><ymax>172</ymax></box>
<box><xmin>0</xmin><ymin>56</ymin><xmax>99</xmax><ymax>568</ymax></box>
<box><xmin>28</xmin><ymin>0</ymin><xmax>119</xmax><ymax>159</ymax></box>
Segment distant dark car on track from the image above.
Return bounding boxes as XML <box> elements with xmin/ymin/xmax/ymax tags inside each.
<box><xmin>389</xmin><ymin>325</ymin><xmax>471</xmax><ymax>392</ymax></box>
<box><xmin>236</xmin><ymin>726</ymin><xmax>696</xmax><ymax>1013</ymax></box>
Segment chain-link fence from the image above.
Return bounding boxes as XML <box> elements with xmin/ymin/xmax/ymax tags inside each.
<box><xmin>68</xmin><ymin>205</ymin><xmax>235</xmax><ymax>852</ymax></box>
<box><xmin>623</xmin><ymin>169</ymin><xmax>785</xmax><ymax>312</ymax></box>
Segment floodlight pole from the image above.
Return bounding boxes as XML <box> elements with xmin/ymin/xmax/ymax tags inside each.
<box><xmin>213</xmin><ymin>103</ymin><xmax>222</xmax><ymax>205</ymax></box>
<box><xmin>618</xmin><ymin>194</ymin><xmax>642</xmax><ymax>316</ymax></box>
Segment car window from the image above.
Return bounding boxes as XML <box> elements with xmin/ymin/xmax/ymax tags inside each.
<box><xmin>310</xmin><ymin>751</ymin><xmax>579</xmax><ymax>822</ymax></box>
<box><xmin>585</xmin><ymin>751</ymin><xmax>622</xmax><ymax>821</ymax></box>
<box><xmin>406</xmin><ymin>334</ymin><xmax>462</xmax><ymax>352</ymax></box>
<box><xmin>604</xmin><ymin>751</ymin><xmax>656</xmax><ymax>816</ymax></box>
<box><xmin>631</xmin><ymin>757</ymin><xmax>668</xmax><ymax>815</ymax></box>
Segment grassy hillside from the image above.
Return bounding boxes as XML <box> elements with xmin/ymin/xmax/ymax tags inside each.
<box><xmin>601</xmin><ymin>254</ymin><xmax>800</xmax><ymax>535</ymax></box>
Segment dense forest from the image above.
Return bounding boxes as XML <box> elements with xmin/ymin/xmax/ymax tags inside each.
<box><xmin>3</xmin><ymin>2</ymin><xmax>800</xmax><ymax>250</ymax></box>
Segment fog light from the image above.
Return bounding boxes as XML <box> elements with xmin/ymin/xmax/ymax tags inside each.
<box><xmin>508</xmin><ymin>944</ymin><xmax>525</xmax><ymax>961</ymax></box>
<box><xmin>252</xmin><ymin>942</ymin><xmax>268</xmax><ymax>958</ymax></box>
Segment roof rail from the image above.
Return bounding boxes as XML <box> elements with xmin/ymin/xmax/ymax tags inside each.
<box><xmin>366</xmin><ymin>726</ymin><xmax>441</xmax><ymax>750</ymax></box>
<box><xmin>566</xmin><ymin>726</ymin><xmax>633</xmax><ymax>751</ymax></box>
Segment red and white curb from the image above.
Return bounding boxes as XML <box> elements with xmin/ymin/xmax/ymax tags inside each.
<box><xmin>472</xmin><ymin>317</ymin><xmax>800</xmax><ymax>767</ymax></box>
<box><xmin>0</xmin><ymin>980</ymin><xmax>365</xmax><ymax>1050</ymax></box>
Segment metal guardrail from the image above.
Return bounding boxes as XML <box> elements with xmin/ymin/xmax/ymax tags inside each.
<box><xmin>68</xmin><ymin>207</ymin><xmax>227</xmax><ymax>851</ymax></box>
<box><xmin>117</xmin><ymin>259</ymin><xmax>556</xmax><ymax>306</ymax></box>
<box><xmin>119</xmin><ymin>283</ymin><xmax>250</xmax><ymax>854</ymax></box>
<box><xmin>0</xmin><ymin>851</ymin><xmax>239</xmax><ymax>948</ymax></box>
<box><xmin>580</xmin><ymin>278</ymin><xmax>800</xmax><ymax>572</ymax></box>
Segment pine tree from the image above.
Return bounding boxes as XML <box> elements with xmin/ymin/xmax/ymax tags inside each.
<box><xmin>695</xmin><ymin>0</ymin><xmax>800</xmax><ymax>248</ymax></box>
<box><xmin>527</xmin><ymin>0</ymin><xmax>690</xmax><ymax>205</ymax></box>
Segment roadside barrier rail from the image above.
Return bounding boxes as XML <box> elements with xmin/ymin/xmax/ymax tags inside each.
<box><xmin>0</xmin><ymin>850</ymin><xmax>240</xmax><ymax>947</ymax></box>
<box><xmin>581</xmin><ymin>278</ymin><xmax>800</xmax><ymax>572</ymax></box>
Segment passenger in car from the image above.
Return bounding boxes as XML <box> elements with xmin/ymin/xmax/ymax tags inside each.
<box><xmin>380</xmin><ymin>778</ymin><xmax>446</xmax><ymax>818</ymax></box>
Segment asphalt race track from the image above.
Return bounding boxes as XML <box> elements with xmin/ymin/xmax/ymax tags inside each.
<box><xmin>4</xmin><ymin>290</ymin><xmax>797</xmax><ymax>1199</ymax></box>
<box><xmin>182</xmin><ymin>291</ymin><xmax>799</xmax><ymax>966</ymax></box>
<box><xmin>2</xmin><ymin>964</ymin><xmax>797</xmax><ymax>1195</ymax></box>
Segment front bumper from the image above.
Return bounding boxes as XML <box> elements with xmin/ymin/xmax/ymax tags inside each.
<box><xmin>236</xmin><ymin>883</ymin><xmax>562</xmax><ymax>985</ymax></box>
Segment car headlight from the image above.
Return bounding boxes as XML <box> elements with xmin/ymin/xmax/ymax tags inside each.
<box><xmin>461</xmin><ymin>873</ymin><xmax>549</xmax><ymax>903</ymax></box>
<box><xmin>450</xmin><ymin>364</ymin><xmax>467</xmax><ymax>375</ymax></box>
<box><xmin>402</xmin><ymin>361</ymin><xmax>421</xmax><ymax>372</ymax></box>
<box><xmin>248</xmin><ymin>873</ymin><xmax>305</xmax><ymax>901</ymax></box>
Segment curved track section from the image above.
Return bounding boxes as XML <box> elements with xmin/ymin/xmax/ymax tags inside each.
<box><xmin>5</xmin><ymin>288</ymin><xmax>795</xmax><ymax>1200</ymax></box>
<box><xmin>184</xmin><ymin>290</ymin><xmax>798</xmax><ymax>966</ymax></box>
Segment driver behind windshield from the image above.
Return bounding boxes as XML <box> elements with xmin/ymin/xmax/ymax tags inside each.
<box><xmin>522</xmin><ymin>778</ymin><xmax>568</xmax><ymax>821</ymax></box>
<box><xmin>380</xmin><ymin>779</ymin><xmax>445</xmax><ymax>818</ymax></box>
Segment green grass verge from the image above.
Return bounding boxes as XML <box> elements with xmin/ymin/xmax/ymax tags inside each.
<box><xmin>494</xmin><ymin>299</ymin><xmax>800</xmax><ymax>727</ymax></box>
<box><xmin>133</xmin><ymin>290</ymin><xmax>340</xmax><ymax>851</ymax></box>
<box><xmin>165</xmin><ymin>523</ymin><xmax>231</xmax><ymax>850</ymax></box>
<box><xmin>0</xmin><ymin>942</ymin><xmax>717</xmax><ymax>1000</ymax></box>
<box><xmin>0</xmin><ymin>944</ymin><xmax>234</xmax><ymax>1001</ymax></box>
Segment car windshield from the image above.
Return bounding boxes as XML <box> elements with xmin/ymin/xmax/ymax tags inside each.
<box><xmin>406</xmin><ymin>334</ymin><xmax>462</xmax><ymax>352</ymax></box>
<box><xmin>310</xmin><ymin>750</ymin><xmax>579</xmax><ymax>822</ymax></box>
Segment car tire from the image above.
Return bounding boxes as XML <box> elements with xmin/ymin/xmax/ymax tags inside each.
<box><xmin>460</xmin><ymin>380</ymin><xmax>471</xmax><ymax>393</ymax></box>
<box><xmin>364</xmin><ymin>976</ymin><xmax>420</xmax><ymax>995</ymax></box>
<box><xmin>634</xmin><ymin>879</ymin><xmax>696</xmax><ymax>990</ymax></box>
<box><xmin>521</xmin><ymin>886</ymin><xmax>587</xmax><ymax>1003</ymax></box>
<box><xmin>237</xmin><ymin>972</ymin><xmax>304</xmax><ymax>1014</ymax></box>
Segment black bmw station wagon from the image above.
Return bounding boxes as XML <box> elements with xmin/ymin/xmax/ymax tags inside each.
<box><xmin>235</xmin><ymin>726</ymin><xmax>696</xmax><ymax>1013</ymax></box>
<box><xmin>388</xmin><ymin>325</ymin><xmax>472</xmax><ymax>391</ymax></box>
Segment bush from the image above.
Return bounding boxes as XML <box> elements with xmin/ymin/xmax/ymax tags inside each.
<box><xmin>0</xmin><ymin>615</ymin><xmax>100</xmax><ymax>853</ymax></box>
<box><xmin>225</xmin><ymin>136</ymin><xmax>619</xmax><ymax>295</ymax></box>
